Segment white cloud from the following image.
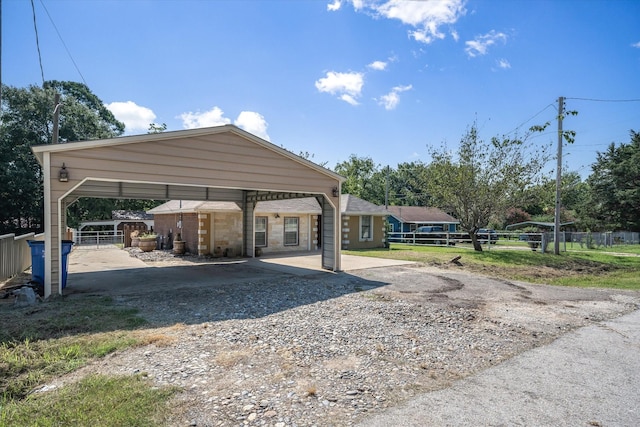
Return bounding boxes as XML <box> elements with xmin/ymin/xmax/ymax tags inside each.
<box><xmin>179</xmin><ymin>107</ymin><xmax>270</xmax><ymax>140</ymax></box>
<box><xmin>179</xmin><ymin>106</ymin><xmax>231</xmax><ymax>129</ymax></box>
<box><xmin>105</xmin><ymin>101</ymin><xmax>156</xmax><ymax>133</ymax></box>
<box><xmin>315</xmin><ymin>71</ymin><xmax>364</xmax><ymax>105</ymax></box>
<box><xmin>632</xmin><ymin>41</ymin><xmax>640</xmax><ymax>48</ymax></box>
<box><xmin>465</xmin><ymin>30</ymin><xmax>507</xmax><ymax>57</ymax></box>
<box><xmin>340</xmin><ymin>94</ymin><xmax>359</xmax><ymax>106</ymax></box>
<box><xmin>327</xmin><ymin>0</ymin><xmax>341</xmax><ymax>11</ymax></box>
<box><xmin>497</xmin><ymin>58</ymin><xmax>511</xmax><ymax>69</ymax></box>
<box><xmin>368</xmin><ymin>60</ymin><xmax>387</xmax><ymax>71</ymax></box>
<box><xmin>347</xmin><ymin>0</ymin><xmax>466</xmax><ymax>44</ymax></box>
<box><xmin>451</xmin><ymin>29</ymin><xmax>460</xmax><ymax>42</ymax></box>
<box><xmin>378</xmin><ymin>84</ymin><xmax>412</xmax><ymax>110</ymax></box>
<box><xmin>234</xmin><ymin>111</ymin><xmax>270</xmax><ymax>141</ymax></box>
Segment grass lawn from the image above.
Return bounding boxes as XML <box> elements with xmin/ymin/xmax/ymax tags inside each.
<box><xmin>0</xmin><ymin>295</ymin><xmax>178</xmax><ymax>426</ymax></box>
<box><xmin>345</xmin><ymin>243</ymin><xmax>640</xmax><ymax>290</ymax></box>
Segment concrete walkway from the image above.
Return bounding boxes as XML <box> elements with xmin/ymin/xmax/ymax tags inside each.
<box><xmin>66</xmin><ymin>247</ymin><xmax>415</xmax><ymax>295</ymax></box>
<box><xmin>359</xmin><ymin>308</ymin><xmax>640</xmax><ymax>427</ymax></box>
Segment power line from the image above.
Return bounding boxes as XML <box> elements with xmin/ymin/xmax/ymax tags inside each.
<box><xmin>504</xmin><ymin>103</ymin><xmax>556</xmax><ymax>136</ymax></box>
<box><xmin>39</xmin><ymin>0</ymin><xmax>88</xmax><ymax>86</ymax></box>
<box><xmin>30</xmin><ymin>0</ymin><xmax>45</xmax><ymax>85</ymax></box>
<box><xmin>566</xmin><ymin>97</ymin><xmax>640</xmax><ymax>103</ymax></box>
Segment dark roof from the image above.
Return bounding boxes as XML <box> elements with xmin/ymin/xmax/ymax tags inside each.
<box><xmin>341</xmin><ymin>194</ymin><xmax>387</xmax><ymax>215</ymax></box>
<box><xmin>112</xmin><ymin>210</ymin><xmax>154</xmax><ymax>220</ymax></box>
<box><xmin>385</xmin><ymin>206</ymin><xmax>458</xmax><ymax>223</ymax></box>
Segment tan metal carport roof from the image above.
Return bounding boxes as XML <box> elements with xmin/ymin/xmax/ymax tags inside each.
<box><xmin>31</xmin><ymin>125</ymin><xmax>344</xmax><ymax>297</ymax></box>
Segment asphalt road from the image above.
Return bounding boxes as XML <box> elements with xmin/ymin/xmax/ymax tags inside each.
<box><xmin>359</xmin><ymin>308</ymin><xmax>640</xmax><ymax>427</ymax></box>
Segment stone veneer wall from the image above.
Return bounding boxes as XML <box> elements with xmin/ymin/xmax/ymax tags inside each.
<box><xmin>210</xmin><ymin>212</ymin><xmax>243</xmax><ymax>257</ymax></box>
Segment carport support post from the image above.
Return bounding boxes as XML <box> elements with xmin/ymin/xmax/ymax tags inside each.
<box><xmin>43</xmin><ymin>152</ymin><xmax>53</xmax><ymax>298</ymax></box>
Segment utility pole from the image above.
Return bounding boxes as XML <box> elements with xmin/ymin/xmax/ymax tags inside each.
<box><xmin>554</xmin><ymin>96</ymin><xmax>564</xmax><ymax>255</ymax></box>
<box><xmin>385</xmin><ymin>166</ymin><xmax>389</xmax><ymax>209</ymax></box>
<box><xmin>52</xmin><ymin>93</ymin><xmax>61</xmax><ymax>144</ymax></box>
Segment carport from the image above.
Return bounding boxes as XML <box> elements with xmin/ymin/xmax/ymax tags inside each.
<box><xmin>31</xmin><ymin>125</ymin><xmax>344</xmax><ymax>298</ymax></box>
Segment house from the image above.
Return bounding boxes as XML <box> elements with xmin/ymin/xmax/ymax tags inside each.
<box><xmin>385</xmin><ymin>206</ymin><xmax>459</xmax><ymax>234</ymax></box>
<box><xmin>148</xmin><ymin>194</ymin><xmax>388</xmax><ymax>255</ymax></box>
<box><xmin>32</xmin><ymin>124</ymin><xmax>344</xmax><ymax>297</ymax></box>
<box><xmin>340</xmin><ymin>194</ymin><xmax>388</xmax><ymax>250</ymax></box>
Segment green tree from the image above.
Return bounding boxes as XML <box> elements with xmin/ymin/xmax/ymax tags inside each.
<box><xmin>334</xmin><ymin>155</ymin><xmax>385</xmax><ymax>203</ymax></box>
<box><xmin>388</xmin><ymin>162</ymin><xmax>431</xmax><ymax>206</ymax></box>
<box><xmin>0</xmin><ymin>81</ymin><xmax>125</xmax><ymax>234</ymax></box>
<box><xmin>579</xmin><ymin>131</ymin><xmax>640</xmax><ymax>231</ymax></box>
<box><xmin>426</xmin><ymin>123</ymin><xmax>551</xmax><ymax>251</ymax></box>
<box><xmin>519</xmin><ymin>171</ymin><xmax>587</xmax><ymax>223</ymax></box>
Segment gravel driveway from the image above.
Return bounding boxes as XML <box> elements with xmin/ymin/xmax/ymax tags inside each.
<box><xmin>52</xmin><ymin>248</ymin><xmax>640</xmax><ymax>426</ymax></box>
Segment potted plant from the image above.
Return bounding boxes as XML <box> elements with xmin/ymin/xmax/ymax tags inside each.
<box><xmin>138</xmin><ymin>232</ymin><xmax>158</xmax><ymax>252</ymax></box>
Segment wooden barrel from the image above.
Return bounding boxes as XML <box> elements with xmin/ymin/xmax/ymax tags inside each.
<box><xmin>173</xmin><ymin>240</ymin><xmax>185</xmax><ymax>255</ymax></box>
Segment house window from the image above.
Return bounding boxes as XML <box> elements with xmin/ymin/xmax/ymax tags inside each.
<box><xmin>360</xmin><ymin>215</ymin><xmax>373</xmax><ymax>241</ymax></box>
<box><xmin>255</xmin><ymin>216</ymin><xmax>267</xmax><ymax>247</ymax></box>
<box><xmin>284</xmin><ymin>217</ymin><xmax>299</xmax><ymax>246</ymax></box>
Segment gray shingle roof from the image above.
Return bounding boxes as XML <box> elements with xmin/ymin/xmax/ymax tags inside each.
<box><xmin>385</xmin><ymin>206</ymin><xmax>458</xmax><ymax>223</ymax></box>
<box><xmin>341</xmin><ymin>194</ymin><xmax>387</xmax><ymax>215</ymax></box>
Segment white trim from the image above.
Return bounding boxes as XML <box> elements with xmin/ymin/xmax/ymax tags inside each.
<box><xmin>43</xmin><ymin>153</ymin><xmax>52</xmax><ymax>298</ymax></box>
<box><xmin>359</xmin><ymin>215</ymin><xmax>374</xmax><ymax>242</ymax></box>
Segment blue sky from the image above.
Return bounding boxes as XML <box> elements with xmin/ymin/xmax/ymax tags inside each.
<box><xmin>3</xmin><ymin>0</ymin><xmax>640</xmax><ymax>178</ymax></box>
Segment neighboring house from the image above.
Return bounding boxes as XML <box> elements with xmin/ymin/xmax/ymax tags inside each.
<box><xmin>385</xmin><ymin>206</ymin><xmax>459</xmax><ymax>234</ymax></box>
<box><xmin>148</xmin><ymin>194</ymin><xmax>388</xmax><ymax>255</ymax></box>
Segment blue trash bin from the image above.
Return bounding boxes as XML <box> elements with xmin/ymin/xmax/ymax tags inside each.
<box><xmin>61</xmin><ymin>240</ymin><xmax>74</xmax><ymax>289</ymax></box>
<box><xmin>28</xmin><ymin>240</ymin><xmax>74</xmax><ymax>289</ymax></box>
<box><xmin>27</xmin><ymin>240</ymin><xmax>45</xmax><ymax>285</ymax></box>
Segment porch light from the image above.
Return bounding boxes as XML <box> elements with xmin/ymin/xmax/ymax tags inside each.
<box><xmin>58</xmin><ymin>163</ymin><xmax>69</xmax><ymax>182</ymax></box>
<box><xmin>332</xmin><ymin>186</ymin><xmax>339</xmax><ymax>197</ymax></box>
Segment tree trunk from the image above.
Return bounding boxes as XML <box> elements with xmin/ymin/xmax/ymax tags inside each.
<box><xmin>470</xmin><ymin>233</ymin><xmax>483</xmax><ymax>252</ymax></box>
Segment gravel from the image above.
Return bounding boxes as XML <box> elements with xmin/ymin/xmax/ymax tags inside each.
<box><xmin>50</xmin><ymin>249</ymin><xmax>640</xmax><ymax>426</ymax></box>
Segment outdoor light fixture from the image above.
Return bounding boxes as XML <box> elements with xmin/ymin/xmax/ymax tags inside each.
<box><xmin>274</xmin><ymin>213</ymin><xmax>280</xmax><ymax>219</ymax></box>
<box><xmin>332</xmin><ymin>186</ymin><xmax>339</xmax><ymax>197</ymax></box>
<box><xmin>58</xmin><ymin>163</ymin><xmax>69</xmax><ymax>182</ymax></box>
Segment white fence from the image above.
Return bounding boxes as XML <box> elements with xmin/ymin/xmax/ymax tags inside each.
<box><xmin>387</xmin><ymin>230</ymin><xmax>639</xmax><ymax>252</ymax></box>
<box><xmin>73</xmin><ymin>230</ymin><xmax>124</xmax><ymax>248</ymax></box>
<box><xmin>0</xmin><ymin>232</ymin><xmax>44</xmax><ymax>283</ymax></box>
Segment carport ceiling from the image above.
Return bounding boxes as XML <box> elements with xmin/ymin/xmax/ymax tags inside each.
<box><xmin>71</xmin><ymin>180</ymin><xmax>316</xmax><ymax>203</ymax></box>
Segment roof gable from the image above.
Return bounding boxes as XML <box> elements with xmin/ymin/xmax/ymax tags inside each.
<box><xmin>341</xmin><ymin>194</ymin><xmax>387</xmax><ymax>215</ymax></box>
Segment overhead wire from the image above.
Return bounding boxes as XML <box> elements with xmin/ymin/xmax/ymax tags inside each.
<box><xmin>30</xmin><ymin>0</ymin><xmax>45</xmax><ymax>85</ymax></box>
<box><xmin>38</xmin><ymin>0</ymin><xmax>88</xmax><ymax>86</ymax></box>
<box><xmin>566</xmin><ymin>97</ymin><xmax>640</xmax><ymax>103</ymax></box>
<box><xmin>503</xmin><ymin>103</ymin><xmax>556</xmax><ymax>137</ymax></box>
